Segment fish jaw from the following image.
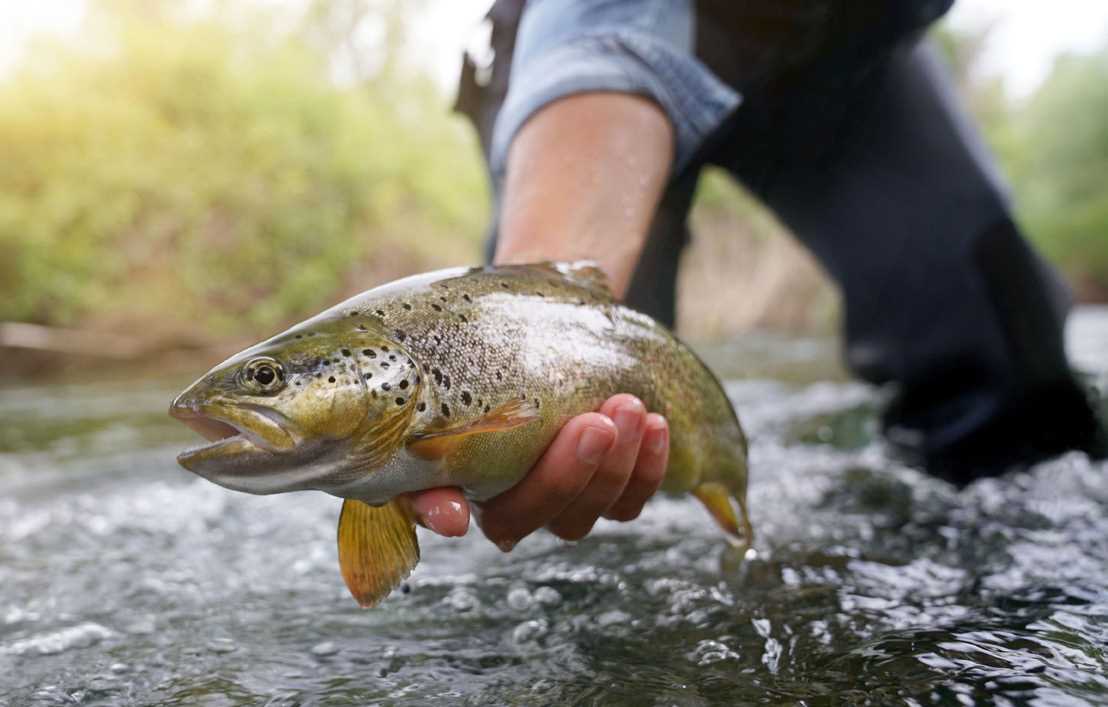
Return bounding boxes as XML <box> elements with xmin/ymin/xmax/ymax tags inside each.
<box><xmin>169</xmin><ymin>395</ymin><xmax>327</xmax><ymax>494</ymax></box>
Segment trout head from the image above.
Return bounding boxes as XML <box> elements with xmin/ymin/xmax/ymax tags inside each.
<box><xmin>170</xmin><ymin>319</ymin><xmax>421</xmax><ymax>496</ymax></box>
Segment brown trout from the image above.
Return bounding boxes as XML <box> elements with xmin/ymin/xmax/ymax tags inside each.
<box><xmin>170</xmin><ymin>262</ymin><xmax>750</xmax><ymax>606</ymax></box>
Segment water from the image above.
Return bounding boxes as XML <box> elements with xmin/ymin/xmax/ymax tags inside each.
<box><xmin>2</xmin><ymin>309</ymin><xmax>1107</xmax><ymax>706</ymax></box>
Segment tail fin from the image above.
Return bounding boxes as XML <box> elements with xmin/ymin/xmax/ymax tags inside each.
<box><xmin>337</xmin><ymin>498</ymin><xmax>420</xmax><ymax>607</ymax></box>
<box><xmin>693</xmin><ymin>482</ymin><xmax>754</xmax><ymax>552</ymax></box>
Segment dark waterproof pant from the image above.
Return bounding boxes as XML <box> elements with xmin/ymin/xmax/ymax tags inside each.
<box><xmin>460</xmin><ymin>1</ymin><xmax>1107</xmax><ymax>484</ymax></box>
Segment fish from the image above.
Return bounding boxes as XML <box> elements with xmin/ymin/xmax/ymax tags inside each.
<box><xmin>170</xmin><ymin>262</ymin><xmax>751</xmax><ymax>607</ymax></box>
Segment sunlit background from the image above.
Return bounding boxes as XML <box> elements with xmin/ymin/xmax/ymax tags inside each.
<box><xmin>3</xmin><ymin>5</ymin><xmax>1108</xmax><ymax>705</ymax></box>
<box><xmin>1</xmin><ymin>0</ymin><xmax>1107</xmax><ymax>375</ymax></box>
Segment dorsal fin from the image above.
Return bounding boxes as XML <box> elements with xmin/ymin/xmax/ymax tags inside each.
<box><xmin>507</xmin><ymin>261</ymin><xmax>611</xmax><ymax>297</ymax></box>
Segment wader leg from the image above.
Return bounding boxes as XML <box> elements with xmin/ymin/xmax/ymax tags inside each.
<box><xmin>720</xmin><ymin>41</ymin><xmax>1106</xmax><ymax>482</ymax></box>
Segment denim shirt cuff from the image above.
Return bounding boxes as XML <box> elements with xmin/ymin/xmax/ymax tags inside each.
<box><xmin>489</xmin><ymin>30</ymin><xmax>741</xmax><ymax>179</ymax></box>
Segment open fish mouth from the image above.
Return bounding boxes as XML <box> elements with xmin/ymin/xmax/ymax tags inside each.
<box><xmin>169</xmin><ymin>401</ymin><xmax>297</xmax><ymax>469</ymax></box>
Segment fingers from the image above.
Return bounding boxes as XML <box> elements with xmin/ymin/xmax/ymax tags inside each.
<box><xmin>407</xmin><ymin>487</ymin><xmax>470</xmax><ymax>537</ymax></box>
<box><xmin>604</xmin><ymin>413</ymin><xmax>668</xmax><ymax>521</ymax></box>
<box><xmin>477</xmin><ymin>412</ymin><xmax>617</xmax><ymax>551</ymax></box>
<box><xmin>546</xmin><ymin>395</ymin><xmax>647</xmax><ymax>540</ymax></box>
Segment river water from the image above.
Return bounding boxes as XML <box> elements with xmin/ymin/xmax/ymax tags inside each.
<box><xmin>2</xmin><ymin>309</ymin><xmax>1106</xmax><ymax>705</ymax></box>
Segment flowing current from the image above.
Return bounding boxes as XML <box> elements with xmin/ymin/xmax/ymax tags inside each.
<box><xmin>2</xmin><ymin>308</ymin><xmax>1106</xmax><ymax>705</ymax></box>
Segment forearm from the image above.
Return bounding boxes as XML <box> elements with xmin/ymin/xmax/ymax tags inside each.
<box><xmin>493</xmin><ymin>93</ymin><xmax>675</xmax><ymax>299</ymax></box>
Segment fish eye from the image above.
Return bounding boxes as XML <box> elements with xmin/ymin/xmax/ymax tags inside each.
<box><xmin>242</xmin><ymin>357</ymin><xmax>285</xmax><ymax>394</ymax></box>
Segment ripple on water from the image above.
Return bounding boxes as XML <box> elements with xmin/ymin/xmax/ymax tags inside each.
<box><xmin>1</xmin><ymin>318</ymin><xmax>1107</xmax><ymax>704</ymax></box>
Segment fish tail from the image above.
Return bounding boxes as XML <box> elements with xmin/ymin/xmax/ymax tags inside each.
<box><xmin>337</xmin><ymin>497</ymin><xmax>421</xmax><ymax>607</ymax></box>
<box><xmin>692</xmin><ymin>481</ymin><xmax>754</xmax><ymax>552</ymax></box>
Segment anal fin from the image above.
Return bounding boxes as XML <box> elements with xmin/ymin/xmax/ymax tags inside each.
<box><xmin>337</xmin><ymin>498</ymin><xmax>420</xmax><ymax>607</ymax></box>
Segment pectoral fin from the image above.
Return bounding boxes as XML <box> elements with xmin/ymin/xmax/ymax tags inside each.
<box><xmin>407</xmin><ymin>397</ymin><xmax>540</xmax><ymax>461</ymax></box>
<box><xmin>337</xmin><ymin>498</ymin><xmax>420</xmax><ymax>608</ymax></box>
<box><xmin>693</xmin><ymin>482</ymin><xmax>754</xmax><ymax>550</ymax></box>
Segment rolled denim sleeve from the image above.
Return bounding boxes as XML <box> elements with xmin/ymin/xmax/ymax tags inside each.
<box><xmin>489</xmin><ymin>0</ymin><xmax>741</xmax><ymax>178</ymax></box>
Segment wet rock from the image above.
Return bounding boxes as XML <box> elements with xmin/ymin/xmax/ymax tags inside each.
<box><xmin>206</xmin><ymin>638</ymin><xmax>237</xmax><ymax>654</ymax></box>
<box><xmin>5</xmin><ymin>622</ymin><xmax>114</xmax><ymax>656</ymax></box>
<box><xmin>506</xmin><ymin>586</ymin><xmax>533</xmax><ymax>611</ymax></box>
<box><xmin>533</xmin><ymin>586</ymin><xmax>562</xmax><ymax>607</ymax></box>
<box><xmin>311</xmin><ymin>641</ymin><xmax>339</xmax><ymax>657</ymax></box>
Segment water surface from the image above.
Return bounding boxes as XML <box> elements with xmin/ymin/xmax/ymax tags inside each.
<box><xmin>2</xmin><ymin>309</ymin><xmax>1107</xmax><ymax>705</ymax></box>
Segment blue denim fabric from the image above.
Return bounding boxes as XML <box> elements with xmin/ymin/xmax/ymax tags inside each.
<box><xmin>488</xmin><ymin>0</ymin><xmax>741</xmax><ymax>179</ymax></box>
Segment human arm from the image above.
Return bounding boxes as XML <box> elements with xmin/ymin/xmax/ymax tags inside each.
<box><xmin>409</xmin><ymin>0</ymin><xmax>740</xmax><ymax>546</ymax></box>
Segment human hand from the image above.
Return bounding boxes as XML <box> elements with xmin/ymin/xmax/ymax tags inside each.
<box><xmin>406</xmin><ymin>394</ymin><xmax>669</xmax><ymax>550</ymax></box>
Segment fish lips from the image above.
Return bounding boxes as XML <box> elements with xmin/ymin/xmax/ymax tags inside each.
<box><xmin>170</xmin><ymin>399</ymin><xmax>304</xmax><ymax>481</ymax></box>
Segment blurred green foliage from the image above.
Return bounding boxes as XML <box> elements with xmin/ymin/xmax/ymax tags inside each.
<box><xmin>937</xmin><ymin>23</ymin><xmax>1108</xmax><ymax>298</ymax></box>
<box><xmin>1015</xmin><ymin>49</ymin><xmax>1108</xmax><ymax>295</ymax></box>
<box><xmin>0</xmin><ymin>0</ymin><xmax>486</xmax><ymax>336</ymax></box>
<box><xmin>0</xmin><ymin>6</ymin><xmax>1105</xmax><ymax>346</ymax></box>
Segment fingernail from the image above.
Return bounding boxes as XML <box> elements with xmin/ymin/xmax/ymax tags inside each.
<box><xmin>647</xmin><ymin>422</ymin><xmax>667</xmax><ymax>454</ymax></box>
<box><xmin>614</xmin><ymin>402</ymin><xmax>644</xmax><ymax>433</ymax></box>
<box><xmin>577</xmin><ymin>426</ymin><xmax>614</xmax><ymax>465</ymax></box>
<box><xmin>496</xmin><ymin>538</ymin><xmax>517</xmax><ymax>553</ymax></box>
<box><xmin>422</xmin><ymin>505</ymin><xmax>442</xmax><ymax>534</ymax></box>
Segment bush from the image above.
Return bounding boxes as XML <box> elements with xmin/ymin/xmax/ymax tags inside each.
<box><xmin>0</xmin><ymin>7</ymin><xmax>487</xmax><ymax>336</ymax></box>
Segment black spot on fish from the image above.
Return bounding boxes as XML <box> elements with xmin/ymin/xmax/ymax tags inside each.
<box><xmin>534</xmin><ymin>398</ymin><xmax>541</xmax><ymax>408</ymax></box>
<box><xmin>462</xmin><ymin>294</ymin><xmax>472</xmax><ymax>302</ymax></box>
<box><xmin>495</xmin><ymin>370</ymin><xmax>503</xmax><ymax>381</ymax></box>
<box><xmin>402</xmin><ymin>303</ymin><xmax>412</xmax><ymax>311</ymax></box>
<box><xmin>441</xmin><ymin>403</ymin><xmax>450</xmax><ymax>417</ymax></box>
<box><xmin>431</xmin><ymin>304</ymin><xmax>442</xmax><ymax>312</ymax></box>
<box><xmin>417</xmin><ymin>402</ymin><xmax>426</xmax><ymax>412</ymax></box>
<box><xmin>535</xmin><ymin>292</ymin><xmax>544</xmax><ymax>297</ymax></box>
<box><xmin>381</xmin><ymin>362</ymin><xmax>390</xmax><ymax>369</ymax></box>
<box><xmin>341</xmin><ymin>349</ymin><xmax>351</xmax><ymax>357</ymax></box>
<box><xmin>349</xmin><ymin>311</ymin><xmax>358</xmax><ymax>317</ymax></box>
<box><xmin>395</xmin><ymin>330</ymin><xmax>406</xmax><ymax>342</ymax></box>
<box><xmin>461</xmin><ymin>391</ymin><xmax>472</xmax><ymax>406</ymax></box>
<box><xmin>363</xmin><ymin>349</ymin><xmax>376</xmax><ymax>358</ymax></box>
<box><xmin>415</xmin><ymin>376</ymin><xmax>421</xmax><ymax>384</ymax></box>
<box><xmin>382</xmin><ymin>382</ymin><xmax>391</xmax><ymax>391</ymax></box>
<box><xmin>357</xmin><ymin>324</ymin><xmax>368</xmax><ymax>331</ymax></box>
<box><xmin>432</xmin><ymin>368</ymin><xmax>442</xmax><ymax>385</ymax></box>
<box><xmin>459</xmin><ymin>314</ymin><xmax>468</xmax><ymax>323</ymax></box>
<box><xmin>328</xmin><ymin>376</ymin><xmax>336</xmax><ymax>383</ymax></box>
<box><xmin>439</xmin><ymin>296</ymin><xmax>447</xmax><ymax>303</ymax></box>
<box><xmin>484</xmin><ymin>404</ymin><xmax>491</xmax><ymax>414</ymax></box>
<box><xmin>375</xmin><ymin>309</ymin><xmax>385</xmax><ymax>317</ymax></box>
<box><xmin>382</xmin><ymin>345</ymin><xmax>390</xmax><ymax>352</ymax></box>
<box><xmin>295</xmin><ymin>381</ymin><xmax>301</xmax><ymax>386</ymax></box>
<box><xmin>396</xmin><ymin>398</ymin><xmax>405</xmax><ymax>405</ymax></box>
<box><xmin>389</xmin><ymin>354</ymin><xmax>397</xmax><ymax>362</ymax></box>
<box><xmin>295</xmin><ymin>334</ymin><xmax>303</xmax><ymax>339</ymax></box>
<box><xmin>399</xmin><ymin>380</ymin><xmax>409</xmax><ymax>390</ymax></box>
<box><xmin>501</xmin><ymin>282</ymin><xmax>510</xmax><ymax>289</ymax></box>
<box><xmin>364</xmin><ymin>373</ymin><xmax>373</xmax><ymax>380</ymax></box>
<box><xmin>442</xmin><ymin>375</ymin><xmax>451</xmax><ymax>390</ymax></box>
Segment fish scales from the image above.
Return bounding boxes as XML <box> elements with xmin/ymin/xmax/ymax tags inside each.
<box><xmin>171</xmin><ymin>262</ymin><xmax>750</xmax><ymax>606</ymax></box>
